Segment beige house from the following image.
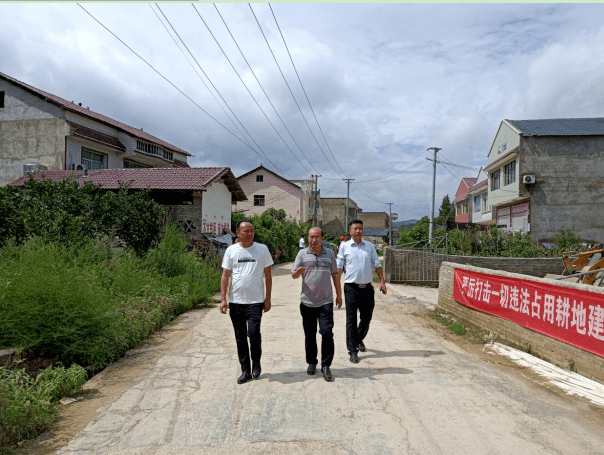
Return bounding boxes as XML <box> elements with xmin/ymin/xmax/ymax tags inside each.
<box><xmin>0</xmin><ymin>72</ymin><xmax>191</xmax><ymax>187</ymax></box>
<box><xmin>321</xmin><ymin>197</ymin><xmax>360</xmax><ymax>235</ymax></box>
<box><xmin>233</xmin><ymin>165</ymin><xmax>314</xmax><ymax>223</ymax></box>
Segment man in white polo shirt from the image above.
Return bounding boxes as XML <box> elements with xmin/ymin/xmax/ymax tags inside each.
<box><xmin>292</xmin><ymin>227</ymin><xmax>342</xmax><ymax>381</ymax></box>
<box><xmin>221</xmin><ymin>220</ymin><xmax>273</xmax><ymax>384</ymax></box>
<box><xmin>337</xmin><ymin>219</ymin><xmax>387</xmax><ymax>364</ymax></box>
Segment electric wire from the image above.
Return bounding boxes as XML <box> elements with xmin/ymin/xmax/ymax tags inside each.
<box><xmin>212</xmin><ymin>3</ymin><xmax>321</xmax><ymax>176</ymax></box>
<box><xmin>192</xmin><ymin>4</ymin><xmax>313</xmax><ymax>176</ymax></box>
<box><xmin>148</xmin><ymin>4</ymin><xmax>256</xmax><ymax>156</ymax></box>
<box><xmin>154</xmin><ymin>4</ymin><xmax>291</xmax><ymax>177</ymax></box>
<box><xmin>77</xmin><ymin>3</ymin><xmax>273</xmax><ymax>166</ymax></box>
<box><xmin>268</xmin><ymin>3</ymin><xmax>347</xmax><ymax>178</ymax></box>
<box><xmin>249</xmin><ymin>4</ymin><xmax>344</xmax><ymax>178</ymax></box>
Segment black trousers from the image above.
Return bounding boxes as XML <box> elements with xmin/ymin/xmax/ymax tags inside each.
<box><xmin>300</xmin><ymin>302</ymin><xmax>335</xmax><ymax>368</ymax></box>
<box><xmin>229</xmin><ymin>302</ymin><xmax>264</xmax><ymax>372</ymax></box>
<box><xmin>344</xmin><ymin>283</ymin><xmax>375</xmax><ymax>354</ymax></box>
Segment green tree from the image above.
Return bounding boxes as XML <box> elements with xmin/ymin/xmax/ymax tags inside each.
<box><xmin>435</xmin><ymin>195</ymin><xmax>455</xmax><ymax>226</ymax></box>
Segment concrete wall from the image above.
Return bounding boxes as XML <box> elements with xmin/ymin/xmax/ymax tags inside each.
<box><xmin>520</xmin><ymin>135</ymin><xmax>604</xmax><ymax>243</ymax></box>
<box><xmin>0</xmin><ymin>80</ymin><xmax>68</xmax><ymax>186</ymax></box>
<box><xmin>438</xmin><ymin>261</ymin><xmax>604</xmax><ymax>384</ymax></box>
<box><xmin>358</xmin><ymin>212</ymin><xmax>389</xmax><ymax>229</ymax></box>
<box><xmin>65</xmin><ymin>136</ymin><xmax>123</xmax><ymax>170</ymax></box>
<box><xmin>235</xmin><ymin>170</ymin><xmax>304</xmax><ymax>222</ymax></box>
<box><xmin>383</xmin><ymin>248</ymin><xmax>563</xmax><ymax>286</ymax></box>
<box><xmin>321</xmin><ymin>198</ymin><xmax>360</xmax><ymax>235</ymax></box>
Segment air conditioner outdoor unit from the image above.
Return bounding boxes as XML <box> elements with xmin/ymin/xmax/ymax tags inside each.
<box><xmin>523</xmin><ymin>175</ymin><xmax>536</xmax><ymax>184</ymax></box>
<box><xmin>75</xmin><ymin>164</ymin><xmax>87</xmax><ymax>171</ymax></box>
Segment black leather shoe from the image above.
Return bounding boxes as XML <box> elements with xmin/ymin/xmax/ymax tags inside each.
<box><xmin>252</xmin><ymin>363</ymin><xmax>261</xmax><ymax>379</ymax></box>
<box><xmin>358</xmin><ymin>341</ymin><xmax>366</xmax><ymax>352</ymax></box>
<box><xmin>307</xmin><ymin>364</ymin><xmax>316</xmax><ymax>375</ymax></box>
<box><xmin>349</xmin><ymin>352</ymin><xmax>359</xmax><ymax>364</ymax></box>
<box><xmin>237</xmin><ymin>370</ymin><xmax>252</xmax><ymax>384</ymax></box>
<box><xmin>321</xmin><ymin>366</ymin><xmax>332</xmax><ymax>381</ymax></box>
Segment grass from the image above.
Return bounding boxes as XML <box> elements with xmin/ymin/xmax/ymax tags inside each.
<box><xmin>427</xmin><ymin>311</ymin><xmax>498</xmax><ymax>343</ymax></box>
<box><xmin>0</xmin><ymin>225</ymin><xmax>221</xmax><ymax>452</ymax></box>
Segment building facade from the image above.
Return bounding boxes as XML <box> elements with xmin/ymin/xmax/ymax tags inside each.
<box><xmin>0</xmin><ymin>72</ymin><xmax>191</xmax><ymax>187</ymax></box>
<box><xmin>321</xmin><ymin>197</ymin><xmax>360</xmax><ymax>235</ymax></box>
<box><xmin>453</xmin><ymin>177</ymin><xmax>476</xmax><ymax>224</ymax></box>
<box><xmin>233</xmin><ymin>165</ymin><xmax>313</xmax><ymax>223</ymax></box>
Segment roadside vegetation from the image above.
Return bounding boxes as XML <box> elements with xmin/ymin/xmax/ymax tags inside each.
<box><xmin>0</xmin><ymin>177</ymin><xmax>221</xmax><ymax>453</ymax></box>
<box><xmin>427</xmin><ymin>311</ymin><xmax>498</xmax><ymax>344</ymax></box>
<box><xmin>397</xmin><ymin>216</ymin><xmax>584</xmax><ymax>257</ymax></box>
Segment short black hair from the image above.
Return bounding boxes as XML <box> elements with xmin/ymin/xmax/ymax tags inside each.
<box><xmin>236</xmin><ymin>219</ymin><xmax>254</xmax><ymax>231</ymax></box>
<box><xmin>308</xmin><ymin>227</ymin><xmax>323</xmax><ymax>237</ymax></box>
<box><xmin>348</xmin><ymin>219</ymin><xmax>363</xmax><ymax>229</ymax></box>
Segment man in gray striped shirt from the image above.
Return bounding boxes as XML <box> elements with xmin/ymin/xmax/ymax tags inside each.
<box><xmin>292</xmin><ymin>227</ymin><xmax>342</xmax><ymax>381</ymax></box>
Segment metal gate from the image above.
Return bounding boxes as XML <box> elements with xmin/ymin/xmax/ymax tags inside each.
<box><xmin>384</xmin><ymin>236</ymin><xmax>449</xmax><ymax>286</ymax></box>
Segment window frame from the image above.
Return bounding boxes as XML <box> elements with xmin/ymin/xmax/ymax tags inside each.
<box><xmin>253</xmin><ymin>195</ymin><xmax>265</xmax><ymax>207</ymax></box>
<box><xmin>81</xmin><ymin>148</ymin><xmax>107</xmax><ymax>170</ymax></box>
<box><xmin>256</xmin><ymin>175</ymin><xmax>264</xmax><ymax>182</ymax></box>
<box><xmin>504</xmin><ymin>160</ymin><xmax>516</xmax><ymax>186</ymax></box>
<box><xmin>473</xmin><ymin>194</ymin><xmax>481</xmax><ymax>213</ymax></box>
<box><xmin>491</xmin><ymin>169</ymin><xmax>501</xmax><ymax>191</ymax></box>
<box><xmin>0</xmin><ymin>91</ymin><xmax>5</xmax><ymax>109</ymax></box>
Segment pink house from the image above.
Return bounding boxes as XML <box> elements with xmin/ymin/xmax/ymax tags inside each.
<box><xmin>453</xmin><ymin>177</ymin><xmax>477</xmax><ymax>224</ymax></box>
<box><xmin>233</xmin><ymin>165</ymin><xmax>312</xmax><ymax>223</ymax></box>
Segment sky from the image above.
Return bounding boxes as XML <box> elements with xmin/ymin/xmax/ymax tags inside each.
<box><xmin>2</xmin><ymin>2</ymin><xmax>604</xmax><ymax>221</ymax></box>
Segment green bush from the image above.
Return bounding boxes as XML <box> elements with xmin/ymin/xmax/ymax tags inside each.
<box><xmin>0</xmin><ymin>176</ymin><xmax>165</xmax><ymax>254</ymax></box>
<box><xmin>0</xmin><ymin>363</ymin><xmax>86</xmax><ymax>453</ymax></box>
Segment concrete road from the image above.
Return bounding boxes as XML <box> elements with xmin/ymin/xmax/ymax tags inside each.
<box><xmin>56</xmin><ymin>263</ymin><xmax>604</xmax><ymax>455</ymax></box>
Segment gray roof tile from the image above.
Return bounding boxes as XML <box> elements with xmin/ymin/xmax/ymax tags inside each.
<box><xmin>507</xmin><ymin>118</ymin><xmax>604</xmax><ymax>136</ymax></box>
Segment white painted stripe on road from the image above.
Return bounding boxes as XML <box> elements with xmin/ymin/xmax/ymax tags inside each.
<box><xmin>484</xmin><ymin>341</ymin><xmax>604</xmax><ymax>408</ymax></box>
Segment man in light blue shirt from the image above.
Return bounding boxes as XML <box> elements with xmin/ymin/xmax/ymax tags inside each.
<box><xmin>337</xmin><ymin>220</ymin><xmax>387</xmax><ymax>363</ymax></box>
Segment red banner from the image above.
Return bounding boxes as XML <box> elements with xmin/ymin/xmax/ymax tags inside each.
<box><xmin>453</xmin><ymin>268</ymin><xmax>604</xmax><ymax>358</ymax></box>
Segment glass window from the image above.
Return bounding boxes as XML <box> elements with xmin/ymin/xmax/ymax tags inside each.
<box><xmin>473</xmin><ymin>195</ymin><xmax>481</xmax><ymax>212</ymax></box>
<box><xmin>0</xmin><ymin>91</ymin><xmax>5</xmax><ymax>108</ymax></box>
<box><xmin>256</xmin><ymin>175</ymin><xmax>263</xmax><ymax>182</ymax></box>
<box><xmin>491</xmin><ymin>170</ymin><xmax>500</xmax><ymax>191</ymax></box>
<box><xmin>462</xmin><ymin>201</ymin><xmax>468</xmax><ymax>214</ymax></box>
<box><xmin>82</xmin><ymin>149</ymin><xmax>105</xmax><ymax>170</ymax></box>
<box><xmin>254</xmin><ymin>195</ymin><xmax>265</xmax><ymax>206</ymax></box>
<box><xmin>504</xmin><ymin>160</ymin><xmax>516</xmax><ymax>185</ymax></box>
<box><xmin>123</xmin><ymin>160</ymin><xmax>148</xmax><ymax>169</ymax></box>
<box><xmin>482</xmin><ymin>195</ymin><xmax>489</xmax><ymax>212</ymax></box>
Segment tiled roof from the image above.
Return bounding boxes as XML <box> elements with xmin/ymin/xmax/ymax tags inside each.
<box><xmin>10</xmin><ymin>168</ymin><xmax>245</xmax><ymax>200</ymax></box>
<box><xmin>0</xmin><ymin>71</ymin><xmax>192</xmax><ymax>156</ymax></box>
<box><xmin>469</xmin><ymin>179</ymin><xmax>488</xmax><ymax>192</ymax></box>
<box><xmin>506</xmin><ymin>118</ymin><xmax>604</xmax><ymax>136</ymax></box>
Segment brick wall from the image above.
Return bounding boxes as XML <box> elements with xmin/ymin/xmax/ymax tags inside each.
<box><xmin>384</xmin><ymin>248</ymin><xmax>563</xmax><ymax>285</ymax></box>
<box><xmin>438</xmin><ymin>261</ymin><xmax>604</xmax><ymax>384</ymax></box>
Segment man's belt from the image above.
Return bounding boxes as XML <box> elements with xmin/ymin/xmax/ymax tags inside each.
<box><xmin>346</xmin><ymin>282</ymin><xmax>372</xmax><ymax>288</ymax></box>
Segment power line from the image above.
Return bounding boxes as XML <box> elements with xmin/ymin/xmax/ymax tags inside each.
<box><xmin>268</xmin><ymin>3</ymin><xmax>346</xmax><ymax>178</ymax></box>
<box><xmin>212</xmin><ymin>3</ymin><xmax>321</xmax><ymax>176</ymax></box>
<box><xmin>250</xmin><ymin>4</ymin><xmax>344</xmax><ymax>178</ymax></box>
<box><xmin>148</xmin><ymin>4</ymin><xmax>257</xmax><ymax>157</ymax></box>
<box><xmin>77</xmin><ymin>3</ymin><xmax>274</xmax><ymax>167</ymax></box>
<box><xmin>192</xmin><ymin>4</ymin><xmax>313</xmax><ymax>176</ymax></box>
<box><xmin>154</xmin><ymin>4</ymin><xmax>292</xmax><ymax>178</ymax></box>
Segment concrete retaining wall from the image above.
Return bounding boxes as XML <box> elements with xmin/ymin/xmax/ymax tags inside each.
<box><xmin>438</xmin><ymin>261</ymin><xmax>604</xmax><ymax>384</ymax></box>
<box><xmin>384</xmin><ymin>248</ymin><xmax>563</xmax><ymax>286</ymax></box>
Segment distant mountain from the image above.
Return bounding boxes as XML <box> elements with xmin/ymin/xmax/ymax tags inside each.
<box><xmin>392</xmin><ymin>219</ymin><xmax>419</xmax><ymax>229</ymax></box>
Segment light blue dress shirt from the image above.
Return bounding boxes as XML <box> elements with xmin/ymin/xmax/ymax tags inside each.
<box><xmin>337</xmin><ymin>239</ymin><xmax>382</xmax><ymax>284</ymax></box>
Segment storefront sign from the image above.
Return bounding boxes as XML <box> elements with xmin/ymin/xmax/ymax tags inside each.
<box><xmin>453</xmin><ymin>268</ymin><xmax>604</xmax><ymax>358</ymax></box>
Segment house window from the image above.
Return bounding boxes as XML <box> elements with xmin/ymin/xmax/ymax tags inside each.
<box><xmin>82</xmin><ymin>149</ymin><xmax>106</xmax><ymax>170</ymax></box>
<box><xmin>462</xmin><ymin>201</ymin><xmax>468</xmax><ymax>214</ymax></box>
<box><xmin>254</xmin><ymin>195</ymin><xmax>265</xmax><ymax>206</ymax></box>
<box><xmin>473</xmin><ymin>195</ymin><xmax>481</xmax><ymax>212</ymax></box>
<box><xmin>504</xmin><ymin>160</ymin><xmax>516</xmax><ymax>185</ymax></box>
<box><xmin>256</xmin><ymin>175</ymin><xmax>263</xmax><ymax>182</ymax></box>
<box><xmin>456</xmin><ymin>204</ymin><xmax>461</xmax><ymax>216</ymax></box>
<box><xmin>123</xmin><ymin>160</ymin><xmax>148</xmax><ymax>169</ymax></box>
<box><xmin>482</xmin><ymin>195</ymin><xmax>489</xmax><ymax>212</ymax></box>
<box><xmin>491</xmin><ymin>170</ymin><xmax>500</xmax><ymax>191</ymax></box>
<box><xmin>0</xmin><ymin>91</ymin><xmax>4</xmax><ymax>108</ymax></box>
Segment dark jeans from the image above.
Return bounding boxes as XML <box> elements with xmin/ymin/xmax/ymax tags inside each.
<box><xmin>229</xmin><ymin>302</ymin><xmax>264</xmax><ymax>372</ymax></box>
<box><xmin>344</xmin><ymin>283</ymin><xmax>375</xmax><ymax>354</ymax></box>
<box><xmin>300</xmin><ymin>302</ymin><xmax>334</xmax><ymax>368</ymax></box>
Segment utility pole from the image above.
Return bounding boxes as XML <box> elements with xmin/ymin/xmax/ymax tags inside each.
<box><xmin>313</xmin><ymin>174</ymin><xmax>321</xmax><ymax>226</ymax></box>
<box><xmin>343</xmin><ymin>179</ymin><xmax>354</xmax><ymax>234</ymax></box>
<box><xmin>426</xmin><ymin>147</ymin><xmax>441</xmax><ymax>246</ymax></box>
<box><xmin>386</xmin><ymin>202</ymin><xmax>393</xmax><ymax>246</ymax></box>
